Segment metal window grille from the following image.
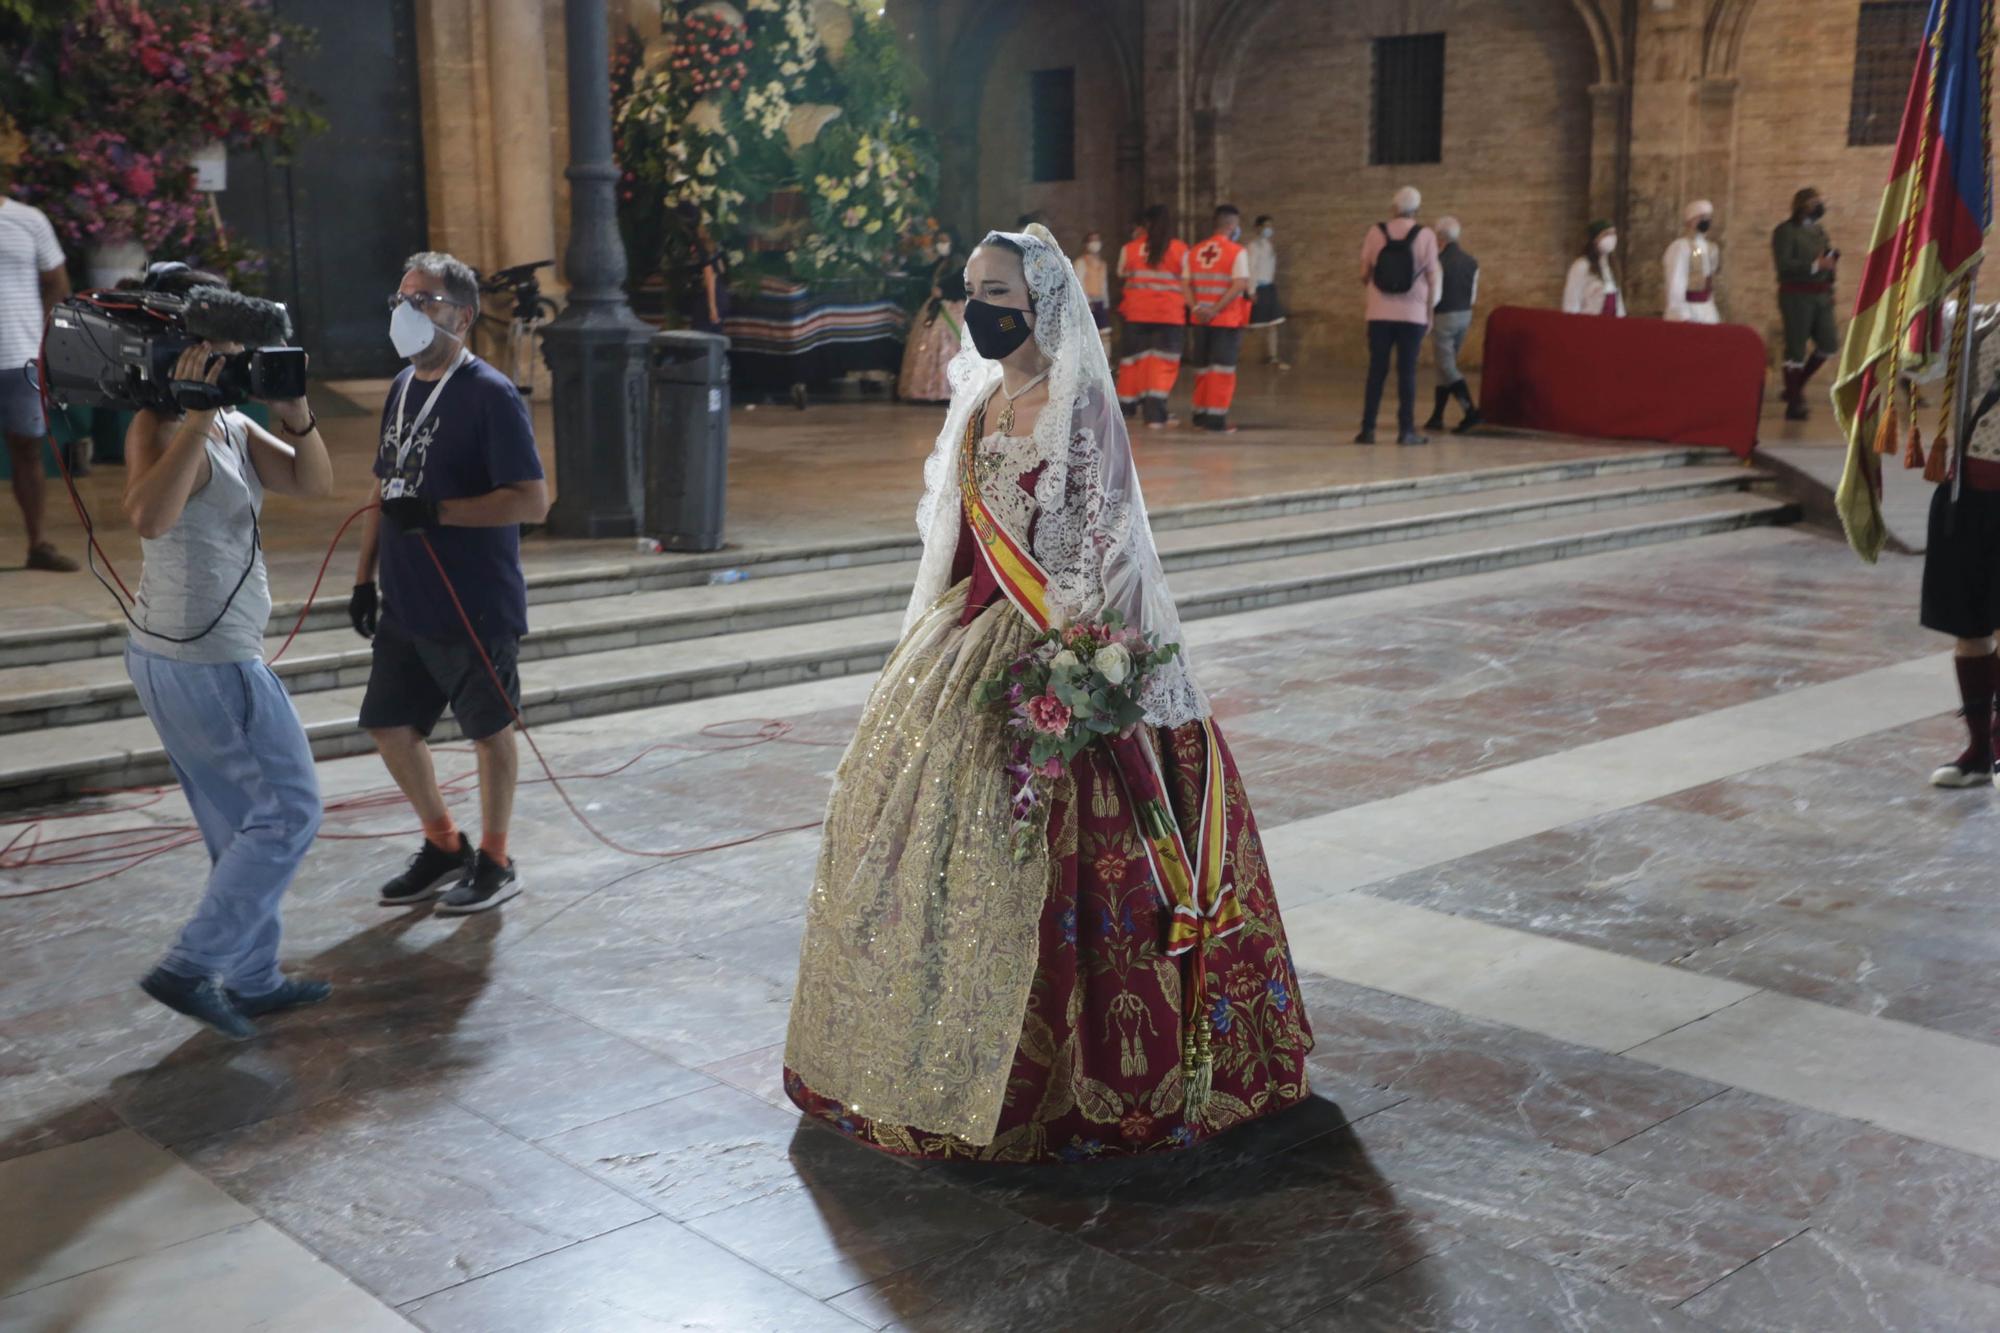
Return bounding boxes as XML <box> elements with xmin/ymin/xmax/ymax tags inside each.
<box><xmin>1030</xmin><ymin>67</ymin><xmax>1076</xmax><ymax>183</ymax></box>
<box><xmin>1848</xmin><ymin>1</ymin><xmax>1927</xmax><ymax>147</ymax></box>
<box><xmin>1371</xmin><ymin>33</ymin><xmax>1445</xmax><ymax>166</ymax></box>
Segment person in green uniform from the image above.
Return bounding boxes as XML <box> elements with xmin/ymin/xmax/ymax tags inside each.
<box><xmin>1772</xmin><ymin>186</ymin><xmax>1841</xmax><ymax>421</ymax></box>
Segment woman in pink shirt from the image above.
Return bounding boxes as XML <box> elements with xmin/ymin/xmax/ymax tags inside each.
<box><xmin>1357</xmin><ymin>186</ymin><xmax>1442</xmax><ymax>444</ymax></box>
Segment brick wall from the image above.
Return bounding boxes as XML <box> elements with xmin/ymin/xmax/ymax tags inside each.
<box><xmin>971</xmin><ymin>0</ymin><xmax>1136</xmax><ymax>256</ymax></box>
<box><xmin>1215</xmin><ymin>0</ymin><xmax>1597</xmax><ymax>368</ymax></box>
<box><xmin>1729</xmin><ymin>0</ymin><xmax>1895</xmax><ymax>366</ymax></box>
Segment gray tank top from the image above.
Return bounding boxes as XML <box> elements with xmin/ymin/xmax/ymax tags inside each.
<box><xmin>130</xmin><ymin>411</ymin><xmax>270</xmax><ymax>663</ymax></box>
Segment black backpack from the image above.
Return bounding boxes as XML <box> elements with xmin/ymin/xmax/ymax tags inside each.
<box><xmin>1372</xmin><ymin>222</ymin><xmax>1425</xmax><ymax>295</ymax></box>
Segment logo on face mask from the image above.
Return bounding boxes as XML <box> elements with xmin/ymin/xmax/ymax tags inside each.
<box><xmin>963</xmin><ymin>298</ymin><xmax>1033</xmax><ymax>360</ymax></box>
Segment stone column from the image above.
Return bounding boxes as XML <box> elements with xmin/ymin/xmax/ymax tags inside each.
<box><xmin>486</xmin><ymin>0</ymin><xmax>560</xmax><ymax>274</ymax></box>
<box><xmin>1141</xmin><ymin>0</ymin><xmax>1196</xmax><ymax>234</ymax></box>
<box><xmin>542</xmin><ymin>0</ymin><xmax>653</xmax><ymax>539</ymax></box>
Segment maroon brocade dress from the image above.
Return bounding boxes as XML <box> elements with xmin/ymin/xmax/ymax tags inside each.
<box><xmin>785</xmin><ymin>466</ymin><xmax>1314</xmax><ymax>1162</ymax></box>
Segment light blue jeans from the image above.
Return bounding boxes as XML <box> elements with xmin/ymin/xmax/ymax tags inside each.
<box><xmin>125</xmin><ymin>644</ymin><xmax>322</xmax><ymax>995</ymax></box>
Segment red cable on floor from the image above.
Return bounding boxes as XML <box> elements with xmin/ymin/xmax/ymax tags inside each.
<box><xmin>8</xmin><ymin>434</ymin><xmax>845</xmax><ymax>895</ymax></box>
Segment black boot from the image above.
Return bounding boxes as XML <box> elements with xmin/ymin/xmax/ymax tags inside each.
<box><xmin>1450</xmin><ymin>380</ymin><xmax>1482</xmax><ymax>433</ymax></box>
<box><xmin>1422</xmin><ymin>387</ymin><xmax>1450</xmax><ymax>433</ymax></box>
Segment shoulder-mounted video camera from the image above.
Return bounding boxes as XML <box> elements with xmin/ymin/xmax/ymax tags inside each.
<box><xmin>41</xmin><ymin>265</ymin><xmax>307</xmax><ymax>415</ymax></box>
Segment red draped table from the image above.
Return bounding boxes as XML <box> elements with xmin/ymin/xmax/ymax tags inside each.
<box><xmin>1477</xmin><ymin>305</ymin><xmax>1767</xmax><ymax>459</ymax></box>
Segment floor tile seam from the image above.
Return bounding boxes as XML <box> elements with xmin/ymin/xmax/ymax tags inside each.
<box><xmin>1666</xmin><ymin>1224</ymin><xmax>1816</xmax><ymax>1313</ymax></box>
<box><xmin>1278</xmin><ymin>1235</ymin><xmax>1469</xmax><ymax>1332</ymax></box>
<box><xmin>1611</xmin><ymin>991</ymin><xmax>1765</xmax><ymax>1062</ymax></box>
<box><xmin>1584</xmin><ymin>1085</ymin><xmax>1738</xmax><ymax>1161</ymax></box>
<box><xmin>1260</xmin><ymin>650</ymin><xmax>1952</xmax><ymax>864</ymax></box>
<box><xmin>1001</xmin><ymin>1212</ymin><xmax>1273</xmax><ymax>1327</ymax></box>
<box><xmin>739</xmin><ymin>1192</ymin><xmax>1027</xmax><ymax>1322</ymax></box>
<box><xmin>388</xmin><ymin>1213</ymin><xmax>664</xmax><ymax>1314</ymax></box>
<box><xmin>1313</xmin><ymin>917</ymin><xmax>2000</xmax><ymax>1165</ymax></box>
<box><xmin>0</xmin><ymin>1198</ymin><xmax>262</xmax><ymax>1302</ymax></box>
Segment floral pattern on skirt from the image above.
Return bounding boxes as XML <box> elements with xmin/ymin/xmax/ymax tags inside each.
<box><xmin>788</xmin><ymin>719</ymin><xmax>1314</xmax><ymax>1162</ymax></box>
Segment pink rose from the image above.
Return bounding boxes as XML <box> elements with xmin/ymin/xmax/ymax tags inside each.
<box><xmin>1037</xmin><ymin>755</ymin><xmax>1064</xmax><ymax>781</ymax></box>
<box><xmin>123</xmin><ymin>164</ymin><xmax>156</xmax><ymax>196</ymax></box>
<box><xmin>1025</xmin><ymin>693</ymin><xmax>1072</xmax><ymax>736</ymax></box>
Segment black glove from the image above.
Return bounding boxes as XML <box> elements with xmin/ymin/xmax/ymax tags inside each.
<box><xmin>378</xmin><ymin>495</ymin><xmax>439</xmax><ymax>532</ymax></box>
<box><xmin>348</xmin><ymin>582</ymin><xmax>378</xmax><ymax>640</ymax></box>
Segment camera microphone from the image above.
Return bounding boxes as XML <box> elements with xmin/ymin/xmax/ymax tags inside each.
<box><xmin>182</xmin><ymin>286</ymin><xmax>293</xmax><ymax>348</ymax></box>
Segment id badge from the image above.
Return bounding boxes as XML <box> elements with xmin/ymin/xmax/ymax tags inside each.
<box><xmin>382</xmin><ymin>477</ymin><xmax>406</xmax><ymax>499</ymax></box>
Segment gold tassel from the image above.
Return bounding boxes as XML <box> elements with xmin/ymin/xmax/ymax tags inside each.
<box><xmin>1180</xmin><ymin>1011</ymin><xmax>1214</xmax><ymax>1120</ymax></box>
<box><xmin>1904</xmin><ymin>421</ymin><xmax>1926</xmax><ymax>470</ymax></box>
<box><xmin>1925</xmin><ymin>433</ymin><xmax>1952</xmax><ymax>483</ymax></box>
<box><xmin>1874</xmin><ymin>396</ymin><xmax>1901</xmax><ymax>456</ymax></box>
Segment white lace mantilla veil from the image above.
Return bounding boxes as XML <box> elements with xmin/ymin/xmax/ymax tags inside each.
<box><xmin>903</xmin><ymin>222</ymin><xmax>1211</xmax><ymax>728</ymax></box>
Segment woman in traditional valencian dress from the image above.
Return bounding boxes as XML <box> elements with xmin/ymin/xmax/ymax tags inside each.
<box><xmin>784</xmin><ymin>224</ymin><xmax>1313</xmax><ymax>1162</ymax></box>
<box><xmin>897</xmin><ymin>232</ymin><xmax>967</xmax><ymax>403</ymax></box>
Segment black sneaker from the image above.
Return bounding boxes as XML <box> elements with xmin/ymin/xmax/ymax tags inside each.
<box><xmin>140</xmin><ymin>966</ymin><xmax>256</xmax><ymax>1041</ymax></box>
<box><xmin>1930</xmin><ymin>752</ymin><xmax>1995</xmax><ymax>788</ymax></box>
<box><xmin>436</xmin><ymin>851</ymin><xmax>521</xmax><ymax>915</ymax></box>
<box><xmin>227</xmin><ymin>977</ymin><xmax>333</xmax><ymax>1017</ymax></box>
<box><xmin>380</xmin><ymin>835</ymin><xmax>472</xmax><ymax>906</ymax></box>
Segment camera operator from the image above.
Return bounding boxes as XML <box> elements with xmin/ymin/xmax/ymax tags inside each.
<box><xmin>351</xmin><ymin>251</ymin><xmax>548</xmax><ymax>916</ymax></box>
<box><xmin>121</xmin><ymin>266</ymin><xmax>334</xmax><ymax>1040</ymax></box>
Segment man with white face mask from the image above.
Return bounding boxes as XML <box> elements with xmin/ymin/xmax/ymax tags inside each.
<box><xmin>350</xmin><ymin>251</ymin><xmax>550</xmax><ymax>917</ymax></box>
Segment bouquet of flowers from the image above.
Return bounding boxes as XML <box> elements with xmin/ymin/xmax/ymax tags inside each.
<box><xmin>974</xmin><ymin>613</ymin><xmax>1183</xmax><ymax>861</ymax></box>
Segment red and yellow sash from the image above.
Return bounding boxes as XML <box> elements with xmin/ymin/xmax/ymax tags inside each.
<box><xmin>958</xmin><ymin>407</ymin><xmax>1241</xmax><ymax>954</ymax></box>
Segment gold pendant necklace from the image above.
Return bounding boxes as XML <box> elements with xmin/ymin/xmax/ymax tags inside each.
<box><xmin>996</xmin><ymin>367</ymin><xmax>1050</xmax><ymax>435</ymax></box>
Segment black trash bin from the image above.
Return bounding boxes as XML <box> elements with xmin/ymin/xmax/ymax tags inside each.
<box><xmin>645</xmin><ymin>330</ymin><xmax>731</xmax><ymax>551</ymax></box>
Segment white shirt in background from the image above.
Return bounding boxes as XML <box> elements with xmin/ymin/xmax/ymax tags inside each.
<box><xmin>0</xmin><ymin>198</ymin><xmax>64</xmax><ymax>372</ymax></box>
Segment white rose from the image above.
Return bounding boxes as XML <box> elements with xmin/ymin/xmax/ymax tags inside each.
<box><xmin>1050</xmin><ymin>649</ymin><xmax>1080</xmax><ymax>670</ymax></box>
<box><xmin>1093</xmin><ymin>642</ymin><xmax>1132</xmax><ymax>686</ymax></box>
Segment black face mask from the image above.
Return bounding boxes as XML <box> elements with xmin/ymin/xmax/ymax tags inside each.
<box><xmin>963</xmin><ymin>298</ymin><xmax>1033</xmax><ymax>360</ymax></box>
<box><xmin>1696</xmin><ymin>218</ymin><xmax>1712</xmax><ymax>234</ymax></box>
<box><xmin>1808</xmin><ymin>203</ymin><xmax>1826</xmax><ymax>222</ymax></box>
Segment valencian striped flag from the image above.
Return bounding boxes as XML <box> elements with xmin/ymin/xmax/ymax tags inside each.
<box><xmin>1833</xmin><ymin>0</ymin><xmax>1995</xmax><ymax>562</ymax></box>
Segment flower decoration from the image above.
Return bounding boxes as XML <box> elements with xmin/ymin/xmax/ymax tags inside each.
<box><xmin>615</xmin><ymin>0</ymin><xmax>937</xmax><ymax>285</ymax></box>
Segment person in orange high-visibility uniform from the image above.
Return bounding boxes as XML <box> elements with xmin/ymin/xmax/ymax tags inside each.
<box><xmin>1116</xmin><ymin>203</ymin><xmax>1192</xmax><ymax>429</ymax></box>
<box><xmin>1185</xmin><ymin>203</ymin><xmax>1254</xmax><ymax>434</ymax></box>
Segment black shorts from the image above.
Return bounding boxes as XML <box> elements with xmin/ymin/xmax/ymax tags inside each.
<box><xmin>358</xmin><ymin>620</ymin><xmax>522</xmax><ymax>742</ymax></box>
<box><xmin>1921</xmin><ymin>483</ymin><xmax>2000</xmax><ymax>638</ymax></box>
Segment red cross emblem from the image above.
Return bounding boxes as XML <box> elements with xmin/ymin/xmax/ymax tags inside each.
<box><xmin>1195</xmin><ymin>239</ymin><xmax>1226</xmax><ymax>268</ymax></box>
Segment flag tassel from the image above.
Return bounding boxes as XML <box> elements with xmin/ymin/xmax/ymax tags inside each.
<box><xmin>1875</xmin><ymin>394</ymin><xmax>1902</xmax><ymax>456</ymax></box>
<box><xmin>1926</xmin><ymin>432</ymin><xmax>1953</xmax><ymax>483</ymax></box>
<box><xmin>1904</xmin><ymin>420</ymin><xmax>1928</xmax><ymax>469</ymax></box>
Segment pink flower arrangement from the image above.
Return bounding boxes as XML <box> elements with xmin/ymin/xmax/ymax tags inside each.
<box><xmin>974</xmin><ymin>612</ymin><xmax>1184</xmax><ymax>861</ymax></box>
<box><xmin>16</xmin><ymin>129</ymin><xmax>198</xmax><ymax>252</ymax></box>
<box><xmin>1025</xmin><ymin>694</ymin><xmax>1072</xmax><ymax>735</ymax></box>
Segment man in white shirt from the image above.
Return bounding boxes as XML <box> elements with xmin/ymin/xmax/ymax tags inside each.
<box><xmin>0</xmin><ymin>181</ymin><xmax>77</xmax><ymax>571</ymax></box>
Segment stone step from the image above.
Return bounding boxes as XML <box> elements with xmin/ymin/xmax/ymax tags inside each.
<box><xmin>0</xmin><ymin>464</ymin><xmax>1764</xmax><ymax>734</ymax></box>
<box><xmin>0</xmin><ymin>489</ymin><xmax>1795</xmax><ymax>808</ymax></box>
<box><xmin>0</xmin><ymin>446</ymin><xmax>1713</xmax><ymax>668</ymax></box>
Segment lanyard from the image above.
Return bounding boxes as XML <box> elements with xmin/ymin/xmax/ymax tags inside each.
<box><xmin>389</xmin><ymin>348</ymin><xmax>469</xmax><ymax>471</ymax></box>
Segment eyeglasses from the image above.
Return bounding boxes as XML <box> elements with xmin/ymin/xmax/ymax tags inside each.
<box><xmin>387</xmin><ymin>291</ymin><xmax>466</xmax><ymax>313</ymax></box>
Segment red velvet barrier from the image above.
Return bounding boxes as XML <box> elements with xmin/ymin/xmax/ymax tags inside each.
<box><xmin>1476</xmin><ymin>305</ymin><xmax>1767</xmax><ymax>459</ymax></box>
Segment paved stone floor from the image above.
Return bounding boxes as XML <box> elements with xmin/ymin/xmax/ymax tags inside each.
<box><xmin>8</xmin><ymin>502</ymin><xmax>2000</xmax><ymax>1330</ymax></box>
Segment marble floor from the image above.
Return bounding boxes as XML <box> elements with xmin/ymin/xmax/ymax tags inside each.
<box><xmin>6</xmin><ymin>519</ymin><xmax>1997</xmax><ymax>1331</ymax></box>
